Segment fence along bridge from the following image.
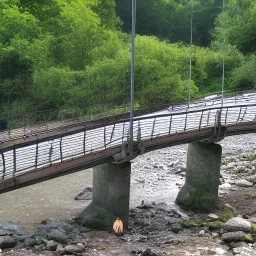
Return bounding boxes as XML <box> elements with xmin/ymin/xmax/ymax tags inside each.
<box><xmin>0</xmin><ymin>93</ymin><xmax>256</xmax><ymax>194</ymax></box>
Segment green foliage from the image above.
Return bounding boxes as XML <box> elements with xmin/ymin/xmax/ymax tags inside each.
<box><xmin>0</xmin><ymin>0</ymin><xmax>255</xmax><ymax>119</ymax></box>
<box><xmin>207</xmin><ymin>221</ymin><xmax>223</xmax><ymax>230</ymax></box>
<box><xmin>244</xmin><ymin>234</ymin><xmax>254</xmax><ymax>243</ymax></box>
<box><xmin>219</xmin><ymin>208</ymin><xmax>237</xmax><ymax>222</ymax></box>
<box><xmin>183</xmin><ymin>219</ymin><xmax>205</xmax><ymax>228</ymax></box>
<box><xmin>248</xmin><ymin>193</ymin><xmax>256</xmax><ymax>199</ymax></box>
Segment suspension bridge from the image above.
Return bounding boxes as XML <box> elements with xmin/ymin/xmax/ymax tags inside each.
<box><xmin>0</xmin><ymin>92</ymin><xmax>255</xmax><ymax>194</ymax></box>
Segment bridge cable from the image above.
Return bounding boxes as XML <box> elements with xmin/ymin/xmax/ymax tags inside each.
<box><xmin>221</xmin><ymin>0</ymin><xmax>226</xmax><ymax>107</ymax></box>
<box><xmin>129</xmin><ymin>0</ymin><xmax>136</xmax><ymax>156</ymax></box>
<box><xmin>188</xmin><ymin>0</ymin><xmax>193</xmax><ymax>108</ymax></box>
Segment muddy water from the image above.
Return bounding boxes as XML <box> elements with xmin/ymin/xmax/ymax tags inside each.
<box><xmin>0</xmin><ymin>162</ymin><xmax>184</xmax><ymax>225</ymax></box>
<box><xmin>0</xmin><ymin>170</ymin><xmax>92</xmax><ymax>224</ymax></box>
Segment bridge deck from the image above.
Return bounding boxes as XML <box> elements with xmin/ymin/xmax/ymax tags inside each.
<box><xmin>0</xmin><ymin>93</ymin><xmax>255</xmax><ymax>193</ymax></box>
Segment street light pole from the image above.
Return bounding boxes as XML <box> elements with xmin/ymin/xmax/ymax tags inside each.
<box><xmin>129</xmin><ymin>0</ymin><xmax>136</xmax><ymax>156</ymax></box>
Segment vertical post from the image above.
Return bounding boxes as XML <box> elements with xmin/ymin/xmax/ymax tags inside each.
<box><xmin>129</xmin><ymin>0</ymin><xmax>136</xmax><ymax>156</ymax></box>
<box><xmin>60</xmin><ymin>138</ymin><xmax>63</xmax><ymax>162</ymax></box>
<box><xmin>83</xmin><ymin>130</ymin><xmax>86</xmax><ymax>155</ymax></box>
<box><xmin>35</xmin><ymin>142</ymin><xmax>39</xmax><ymax>169</ymax></box>
<box><xmin>1</xmin><ymin>153</ymin><xmax>6</xmax><ymax>180</ymax></box>
<box><xmin>13</xmin><ymin>146</ymin><xmax>16</xmax><ymax>177</ymax></box>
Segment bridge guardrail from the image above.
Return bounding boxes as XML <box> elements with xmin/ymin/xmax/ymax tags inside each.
<box><xmin>0</xmin><ymin>96</ymin><xmax>256</xmax><ymax>184</ymax></box>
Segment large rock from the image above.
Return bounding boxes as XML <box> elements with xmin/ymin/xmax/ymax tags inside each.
<box><xmin>233</xmin><ymin>247</ymin><xmax>256</xmax><ymax>256</ymax></box>
<box><xmin>47</xmin><ymin>229</ymin><xmax>68</xmax><ymax>244</ymax></box>
<box><xmin>222</xmin><ymin>231</ymin><xmax>246</xmax><ymax>242</ymax></box>
<box><xmin>76</xmin><ymin>203</ymin><xmax>116</xmax><ymax>230</ymax></box>
<box><xmin>0</xmin><ymin>236</ymin><xmax>17</xmax><ymax>249</ymax></box>
<box><xmin>64</xmin><ymin>244</ymin><xmax>85</xmax><ymax>253</ymax></box>
<box><xmin>236</xmin><ymin>180</ymin><xmax>254</xmax><ymax>187</ymax></box>
<box><xmin>46</xmin><ymin>240</ymin><xmax>60</xmax><ymax>251</ymax></box>
<box><xmin>25</xmin><ymin>237</ymin><xmax>37</xmax><ymax>247</ymax></box>
<box><xmin>223</xmin><ymin>217</ymin><xmax>251</xmax><ymax>232</ymax></box>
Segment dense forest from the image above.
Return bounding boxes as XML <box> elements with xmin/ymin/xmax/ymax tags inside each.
<box><xmin>0</xmin><ymin>0</ymin><xmax>255</xmax><ymax>119</ymax></box>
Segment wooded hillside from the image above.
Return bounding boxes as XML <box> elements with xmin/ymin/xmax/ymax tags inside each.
<box><xmin>0</xmin><ymin>0</ymin><xmax>255</xmax><ymax>118</ymax></box>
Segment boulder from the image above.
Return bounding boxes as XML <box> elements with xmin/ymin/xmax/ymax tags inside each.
<box><xmin>47</xmin><ymin>229</ymin><xmax>68</xmax><ymax>244</ymax></box>
<box><xmin>236</xmin><ymin>180</ymin><xmax>254</xmax><ymax>187</ymax></box>
<box><xmin>0</xmin><ymin>236</ymin><xmax>17</xmax><ymax>249</ymax></box>
<box><xmin>46</xmin><ymin>240</ymin><xmax>60</xmax><ymax>251</ymax></box>
<box><xmin>64</xmin><ymin>244</ymin><xmax>85</xmax><ymax>253</ymax></box>
<box><xmin>25</xmin><ymin>237</ymin><xmax>37</xmax><ymax>247</ymax></box>
<box><xmin>223</xmin><ymin>217</ymin><xmax>251</xmax><ymax>232</ymax></box>
<box><xmin>222</xmin><ymin>231</ymin><xmax>246</xmax><ymax>242</ymax></box>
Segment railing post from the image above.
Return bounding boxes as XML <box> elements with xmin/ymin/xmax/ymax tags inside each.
<box><xmin>35</xmin><ymin>142</ymin><xmax>39</xmax><ymax>169</ymax></box>
<box><xmin>1</xmin><ymin>153</ymin><xmax>6</xmax><ymax>180</ymax></box>
<box><xmin>83</xmin><ymin>129</ymin><xmax>86</xmax><ymax>155</ymax></box>
<box><xmin>60</xmin><ymin>138</ymin><xmax>63</xmax><ymax>162</ymax></box>
<box><xmin>169</xmin><ymin>115</ymin><xmax>172</xmax><ymax>134</ymax></box>
<box><xmin>110</xmin><ymin>124</ymin><xmax>115</xmax><ymax>144</ymax></box>
<box><xmin>199</xmin><ymin>111</ymin><xmax>204</xmax><ymax>130</ymax></box>
<box><xmin>104</xmin><ymin>126</ymin><xmax>107</xmax><ymax>149</ymax></box>
<box><xmin>13</xmin><ymin>146</ymin><xmax>16</xmax><ymax>177</ymax></box>
<box><xmin>184</xmin><ymin>113</ymin><xmax>188</xmax><ymax>131</ymax></box>
<box><xmin>151</xmin><ymin>118</ymin><xmax>156</xmax><ymax>139</ymax></box>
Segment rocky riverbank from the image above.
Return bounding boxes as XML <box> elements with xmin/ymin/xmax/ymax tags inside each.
<box><xmin>0</xmin><ymin>133</ymin><xmax>255</xmax><ymax>256</ymax></box>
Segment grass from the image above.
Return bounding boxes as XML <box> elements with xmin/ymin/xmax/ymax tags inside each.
<box><xmin>219</xmin><ymin>208</ymin><xmax>237</xmax><ymax>222</ymax></box>
<box><xmin>238</xmin><ymin>167</ymin><xmax>246</xmax><ymax>173</ymax></box>
<box><xmin>248</xmin><ymin>193</ymin><xmax>256</xmax><ymax>199</ymax></box>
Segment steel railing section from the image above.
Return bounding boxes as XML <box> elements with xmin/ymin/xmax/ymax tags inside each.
<box><xmin>0</xmin><ymin>97</ymin><xmax>256</xmax><ymax>184</ymax></box>
<box><xmin>0</xmin><ymin>91</ymin><xmax>255</xmax><ymax>144</ymax></box>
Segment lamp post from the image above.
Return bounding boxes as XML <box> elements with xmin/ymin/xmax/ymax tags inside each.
<box><xmin>129</xmin><ymin>0</ymin><xmax>136</xmax><ymax>156</ymax></box>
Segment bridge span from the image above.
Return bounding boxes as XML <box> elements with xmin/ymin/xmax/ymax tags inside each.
<box><xmin>0</xmin><ymin>93</ymin><xmax>256</xmax><ymax>194</ymax></box>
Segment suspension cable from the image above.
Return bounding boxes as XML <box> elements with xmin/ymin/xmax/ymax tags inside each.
<box><xmin>188</xmin><ymin>0</ymin><xmax>193</xmax><ymax>107</ymax></box>
<box><xmin>221</xmin><ymin>0</ymin><xmax>225</xmax><ymax>107</ymax></box>
<box><xmin>129</xmin><ymin>0</ymin><xmax>136</xmax><ymax>155</ymax></box>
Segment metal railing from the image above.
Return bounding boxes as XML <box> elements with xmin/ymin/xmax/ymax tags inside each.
<box><xmin>0</xmin><ymin>94</ymin><xmax>256</xmax><ymax>184</ymax></box>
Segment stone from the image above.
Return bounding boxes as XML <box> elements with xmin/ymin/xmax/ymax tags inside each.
<box><xmin>47</xmin><ymin>229</ymin><xmax>68</xmax><ymax>244</ymax></box>
<box><xmin>56</xmin><ymin>244</ymin><xmax>65</xmax><ymax>253</ymax></box>
<box><xmin>25</xmin><ymin>238</ymin><xmax>37</xmax><ymax>247</ymax></box>
<box><xmin>46</xmin><ymin>240</ymin><xmax>60</xmax><ymax>251</ymax></box>
<box><xmin>212</xmin><ymin>232</ymin><xmax>219</xmax><ymax>238</ymax></box>
<box><xmin>233</xmin><ymin>247</ymin><xmax>256</xmax><ymax>256</ymax></box>
<box><xmin>199</xmin><ymin>230</ymin><xmax>205</xmax><ymax>236</ymax></box>
<box><xmin>225</xmin><ymin>203</ymin><xmax>236</xmax><ymax>211</ymax></box>
<box><xmin>176</xmin><ymin>142</ymin><xmax>222</xmax><ymax>211</ymax></box>
<box><xmin>236</xmin><ymin>180</ymin><xmax>254</xmax><ymax>187</ymax></box>
<box><xmin>170</xmin><ymin>223</ymin><xmax>182</xmax><ymax>234</ymax></box>
<box><xmin>64</xmin><ymin>244</ymin><xmax>85</xmax><ymax>253</ymax></box>
<box><xmin>0</xmin><ymin>230</ymin><xmax>7</xmax><ymax>236</ymax></box>
<box><xmin>229</xmin><ymin>242</ymin><xmax>248</xmax><ymax>249</ymax></box>
<box><xmin>223</xmin><ymin>217</ymin><xmax>251</xmax><ymax>232</ymax></box>
<box><xmin>0</xmin><ymin>236</ymin><xmax>17</xmax><ymax>249</ymax></box>
<box><xmin>12</xmin><ymin>235</ymin><xmax>28</xmax><ymax>242</ymax></box>
<box><xmin>208</xmin><ymin>213</ymin><xmax>219</xmax><ymax>220</ymax></box>
<box><xmin>2</xmin><ymin>224</ymin><xmax>18</xmax><ymax>232</ymax></box>
<box><xmin>249</xmin><ymin>217</ymin><xmax>256</xmax><ymax>224</ymax></box>
<box><xmin>77</xmin><ymin>243</ymin><xmax>85</xmax><ymax>250</ymax></box>
<box><xmin>222</xmin><ymin>231</ymin><xmax>246</xmax><ymax>242</ymax></box>
<box><xmin>136</xmin><ymin>235</ymin><xmax>148</xmax><ymax>242</ymax></box>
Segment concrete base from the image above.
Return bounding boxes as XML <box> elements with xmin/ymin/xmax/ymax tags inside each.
<box><xmin>76</xmin><ymin>162</ymin><xmax>131</xmax><ymax>230</ymax></box>
<box><xmin>176</xmin><ymin>142</ymin><xmax>222</xmax><ymax>211</ymax></box>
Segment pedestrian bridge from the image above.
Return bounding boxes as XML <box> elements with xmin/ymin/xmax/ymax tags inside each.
<box><xmin>0</xmin><ymin>93</ymin><xmax>256</xmax><ymax>194</ymax></box>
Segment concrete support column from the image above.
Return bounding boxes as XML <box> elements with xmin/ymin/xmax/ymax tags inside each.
<box><xmin>76</xmin><ymin>162</ymin><xmax>131</xmax><ymax>230</ymax></box>
<box><xmin>176</xmin><ymin>142</ymin><xmax>222</xmax><ymax>211</ymax></box>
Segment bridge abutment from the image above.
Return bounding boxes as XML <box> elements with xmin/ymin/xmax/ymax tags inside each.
<box><xmin>76</xmin><ymin>162</ymin><xmax>131</xmax><ymax>230</ymax></box>
<box><xmin>176</xmin><ymin>142</ymin><xmax>222</xmax><ymax>211</ymax></box>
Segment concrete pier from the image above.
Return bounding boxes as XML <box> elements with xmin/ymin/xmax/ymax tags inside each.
<box><xmin>76</xmin><ymin>162</ymin><xmax>131</xmax><ymax>230</ymax></box>
<box><xmin>176</xmin><ymin>142</ymin><xmax>222</xmax><ymax>211</ymax></box>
